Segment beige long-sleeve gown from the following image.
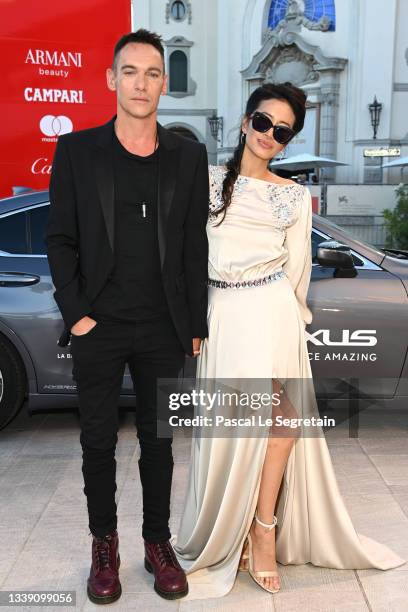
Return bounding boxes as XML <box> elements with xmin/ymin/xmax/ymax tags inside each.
<box><xmin>172</xmin><ymin>165</ymin><xmax>406</xmax><ymax>600</ymax></box>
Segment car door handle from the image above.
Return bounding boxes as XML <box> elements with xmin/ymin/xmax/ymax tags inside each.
<box><xmin>0</xmin><ymin>272</ymin><xmax>41</xmax><ymax>287</ymax></box>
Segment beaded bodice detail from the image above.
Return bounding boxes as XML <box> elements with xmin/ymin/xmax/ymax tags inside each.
<box><xmin>206</xmin><ymin>165</ymin><xmax>309</xmax><ymax>287</ymax></box>
<box><xmin>208</xmin><ymin>164</ymin><xmax>305</xmax><ymax>231</ymax></box>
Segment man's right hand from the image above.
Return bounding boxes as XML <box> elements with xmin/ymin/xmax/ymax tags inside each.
<box><xmin>71</xmin><ymin>316</ymin><xmax>97</xmax><ymax>337</ymax></box>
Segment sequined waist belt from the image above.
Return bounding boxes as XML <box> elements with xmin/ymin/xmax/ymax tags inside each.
<box><xmin>208</xmin><ymin>269</ymin><xmax>286</xmax><ymax>289</ymax></box>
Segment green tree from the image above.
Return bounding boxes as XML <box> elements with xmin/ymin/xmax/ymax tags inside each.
<box><xmin>382</xmin><ymin>184</ymin><xmax>408</xmax><ymax>249</ymax></box>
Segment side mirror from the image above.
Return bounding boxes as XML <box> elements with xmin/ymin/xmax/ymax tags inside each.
<box><xmin>316</xmin><ymin>240</ymin><xmax>357</xmax><ymax>278</ymax></box>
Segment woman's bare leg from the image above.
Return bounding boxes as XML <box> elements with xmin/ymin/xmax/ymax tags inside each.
<box><xmin>248</xmin><ymin>380</ymin><xmax>300</xmax><ymax>590</ymax></box>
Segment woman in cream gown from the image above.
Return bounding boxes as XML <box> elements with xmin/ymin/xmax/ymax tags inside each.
<box><xmin>173</xmin><ymin>83</ymin><xmax>406</xmax><ymax>600</ymax></box>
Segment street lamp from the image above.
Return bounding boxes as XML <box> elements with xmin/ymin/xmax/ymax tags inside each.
<box><xmin>208</xmin><ymin>113</ymin><xmax>223</xmax><ymax>147</ymax></box>
<box><xmin>368</xmin><ymin>96</ymin><xmax>382</xmax><ymax>140</ymax></box>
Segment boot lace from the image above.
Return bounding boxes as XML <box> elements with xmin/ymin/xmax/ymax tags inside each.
<box><xmin>156</xmin><ymin>542</ymin><xmax>178</xmax><ymax>568</ymax></box>
<box><xmin>94</xmin><ymin>535</ymin><xmax>113</xmax><ymax>570</ymax></box>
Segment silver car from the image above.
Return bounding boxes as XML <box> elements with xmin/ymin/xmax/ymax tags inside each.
<box><xmin>0</xmin><ymin>190</ymin><xmax>407</xmax><ymax>429</ymax></box>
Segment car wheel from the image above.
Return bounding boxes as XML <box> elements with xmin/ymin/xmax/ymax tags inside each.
<box><xmin>0</xmin><ymin>336</ymin><xmax>26</xmax><ymax>430</ymax></box>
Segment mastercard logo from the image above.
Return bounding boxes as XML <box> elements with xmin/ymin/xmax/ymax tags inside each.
<box><xmin>39</xmin><ymin>115</ymin><xmax>73</xmax><ymax>136</ymax></box>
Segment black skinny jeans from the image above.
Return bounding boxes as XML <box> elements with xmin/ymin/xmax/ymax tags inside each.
<box><xmin>70</xmin><ymin>314</ymin><xmax>185</xmax><ymax>542</ymax></box>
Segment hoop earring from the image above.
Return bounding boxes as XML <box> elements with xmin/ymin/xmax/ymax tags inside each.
<box><xmin>240</xmin><ymin>132</ymin><xmax>246</xmax><ymax>145</ymax></box>
<box><xmin>276</xmin><ymin>149</ymin><xmax>286</xmax><ymax>161</ymax></box>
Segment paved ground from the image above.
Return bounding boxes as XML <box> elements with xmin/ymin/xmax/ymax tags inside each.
<box><xmin>0</xmin><ymin>404</ymin><xmax>407</xmax><ymax>611</ymax></box>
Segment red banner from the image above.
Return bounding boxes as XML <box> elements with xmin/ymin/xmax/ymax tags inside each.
<box><xmin>0</xmin><ymin>0</ymin><xmax>131</xmax><ymax>198</ymax></box>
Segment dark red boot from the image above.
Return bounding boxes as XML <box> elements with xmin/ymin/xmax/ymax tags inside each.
<box><xmin>144</xmin><ymin>539</ymin><xmax>188</xmax><ymax>600</ymax></box>
<box><xmin>87</xmin><ymin>529</ymin><xmax>122</xmax><ymax>604</ymax></box>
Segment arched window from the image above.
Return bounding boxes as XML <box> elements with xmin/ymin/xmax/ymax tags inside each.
<box><xmin>171</xmin><ymin>0</ymin><xmax>186</xmax><ymax>21</ymax></box>
<box><xmin>169</xmin><ymin>50</ymin><xmax>188</xmax><ymax>93</ymax></box>
<box><xmin>166</xmin><ymin>0</ymin><xmax>191</xmax><ymax>24</ymax></box>
<box><xmin>268</xmin><ymin>0</ymin><xmax>288</xmax><ymax>30</ymax></box>
<box><xmin>304</xmin><ymin>0</ymin><xmax>336</xmax><ymax>31</ymax></box>
<box><xmin>168</xmin><ymin>126</ymin><xmax>199</xmax><ymax>142</ymax></box>
<box><xmin>165</xmin><ymin>36</ymin><xmax>196</xmax><ymax>97</ymax></box>
<box><xmin>267</xmin><ymin>0</ymin><xmax>336</xmax><ymax>31</ymax></box>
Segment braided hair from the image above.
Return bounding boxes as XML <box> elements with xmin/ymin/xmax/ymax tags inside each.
<box><xmin>215</xmin><ymin>82</ymin><xmax>307</xmax><ymax>225</ymax></box>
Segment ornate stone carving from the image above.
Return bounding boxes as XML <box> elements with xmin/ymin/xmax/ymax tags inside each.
<box><xmin>261</xmin><ymin>45</ymin><xmax>319</xmax><ymax>86</ymax></box>
<box><xmin>244</xmin><ymin>26</ymin><xmax>347</xmax><ymax>85</ymax></box>
<box><xmin>265</xmin><ymin>0</ymin><xmax>332</xmax><ymax>38</ymax></box>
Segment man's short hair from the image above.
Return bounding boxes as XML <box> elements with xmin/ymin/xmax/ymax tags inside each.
<box><xmin>112</xmin><ymin>29</ymin><xmax>165</xmax><ymax>73</ymax></box>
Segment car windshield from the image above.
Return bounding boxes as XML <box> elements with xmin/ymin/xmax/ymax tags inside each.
<box><xmin>320</xmin><ymin>215</ymin><xmax>385</xmax><ymax>254</ymax></box>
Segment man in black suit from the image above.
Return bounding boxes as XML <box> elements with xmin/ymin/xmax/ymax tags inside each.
<box><xmin>46</xmin><ymin>29</ymin><xmax>209</xmax><ymax>603</ymax></box>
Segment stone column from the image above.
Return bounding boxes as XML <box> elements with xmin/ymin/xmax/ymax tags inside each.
<box><xmin>316</xmin><ymin>70</ymin><xmax>341</xmax><ymax>183</ymax></box>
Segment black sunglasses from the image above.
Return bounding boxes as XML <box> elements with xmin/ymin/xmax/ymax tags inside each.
<box><xmin>250</xmin><ymin>111</ymin><xmax>295</xmax><ymax>145</ymax></box>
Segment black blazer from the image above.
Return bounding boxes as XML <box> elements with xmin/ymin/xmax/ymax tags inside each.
<box><xmin>45</xmin><ymin>116</ymin><xmax>209</xmax><ymax>356</ymax></box>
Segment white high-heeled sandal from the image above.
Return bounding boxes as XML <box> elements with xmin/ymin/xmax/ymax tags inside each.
<box><xmin>247</xmin><ymin>513</ymin><xmax>280</xmax><ymax>594</ymax></box>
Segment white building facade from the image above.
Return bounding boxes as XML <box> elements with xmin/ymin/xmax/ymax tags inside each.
<box><xmin>133</xmin><ymin>0</ymin><xmax>408</xmax><ymax>185</ymax></box>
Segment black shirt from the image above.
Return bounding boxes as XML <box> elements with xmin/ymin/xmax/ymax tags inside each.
<box><xmin>92</xmin><ymin>130</ymin><xmax>170</xmax><ymax>323</ymax></box>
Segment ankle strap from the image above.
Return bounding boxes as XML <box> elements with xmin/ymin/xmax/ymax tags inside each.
<box><xmin>255</xmin><ymin>512</ymin><xmax>278</xmax><ymax>531</ymax></box>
